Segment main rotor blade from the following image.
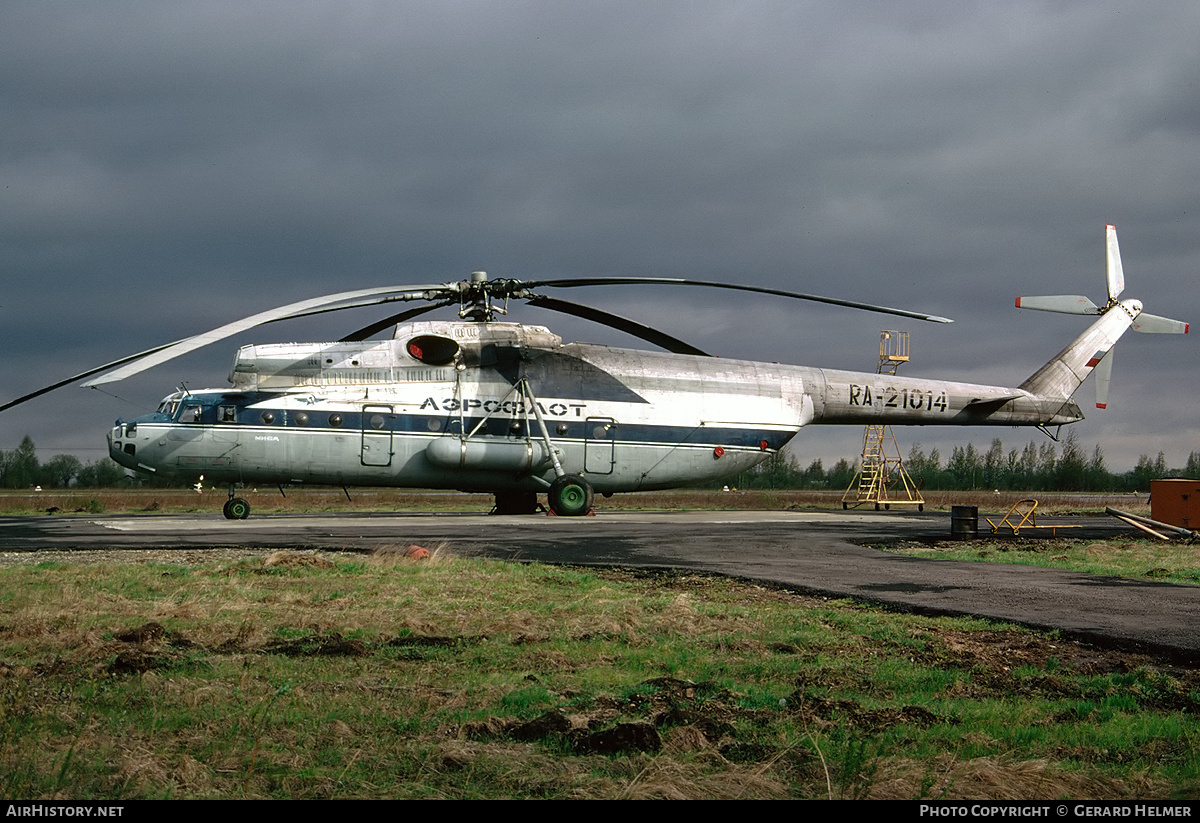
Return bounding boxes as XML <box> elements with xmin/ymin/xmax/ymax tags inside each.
<box><xmin>0</xmin><ymin>340</ymin><xmax>181</xmax><ymax>413</ymax></box>
<box><xmin>340</xmin><ymin>301</ymin><xmax>455</xmax><ymax>342</ymax></box>
<box><xmin>522</xmin><ymin>277</ymin><xmax>954</xmax><ymax>324</ymax></box>
<box><xmin>82</xmin><ymin>283</ymin><xmax>450</xmax><ymax>386</ymax></box>
<box><xmin>524</xmin><ymin>295</ymin><xmax>711</xmax><ymax>356</ymax></box>
<box><xmin>269</xmin><ymin>290</ymin><xmax>452</xmax><ymax>323</ymax></box>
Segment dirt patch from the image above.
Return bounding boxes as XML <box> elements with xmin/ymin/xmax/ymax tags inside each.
<box><xmin>263</xmin><ymin>551</ymin><xmax>336</xmax><ymax>570</ymax></box>
<box><xmin>263</xmin><ymin>631</ymin><xmax>369</xmax><ymax>658</ymax></box>
<box><xmin>885</xmin><ymin>626</ymin><xmax>1200</xmax><ymax>712</ymax></box>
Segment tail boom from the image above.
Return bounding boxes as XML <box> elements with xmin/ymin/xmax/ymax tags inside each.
<box><xmin>801</xmin><ymin>225</ymin><xmax>1181</xmax><ymax>430</ymax></box>
<box><xmin>805</xmin><ymin>367</ymin><xmax>1084</xmax><ymax>428</ymax></box>
<box><xmin>805</xmin><ymin>296</ymin><xmax>1145</xmax><ymax>429</ymax></box>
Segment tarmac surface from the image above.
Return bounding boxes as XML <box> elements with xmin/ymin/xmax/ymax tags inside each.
<box><xmin>3</xmin><ymin>508</ymin><xmax>1199</xmax><ymax>659</ymax></box>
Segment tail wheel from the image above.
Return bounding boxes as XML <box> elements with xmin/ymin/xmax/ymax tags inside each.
<box><xmin>223</xmin><ymin>497</ymin><xmax>251</xmax><ymax>520</ymax></box>
<box><xmin>548</xmin><ymin>474</ymin><xmax>594</xmax><ymax>517</ymax></box>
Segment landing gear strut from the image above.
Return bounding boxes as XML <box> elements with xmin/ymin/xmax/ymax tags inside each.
<box><xmin>515</xmin><ymin>379</ymin><xmax>596</xmax><ymax>517</ymax></box>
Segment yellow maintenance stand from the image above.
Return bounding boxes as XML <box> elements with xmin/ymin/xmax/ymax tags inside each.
<box><xmin>842</xmin><ymin>330</ymin><xmax>925</xmax><ymax>511</ymax></box>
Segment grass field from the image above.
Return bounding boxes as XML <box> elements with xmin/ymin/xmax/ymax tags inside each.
<box><xmin>2</xmin><ymin>486</ymin><xmax>1193</xmax><ymax>798</ymax></box>
<box><xmin>886</xmin><ymin>537</ymin><xmax>1200</xmax><ymax>587</ymax></box>
<box><xmin>1</xmin><ymin>547</ymin><xmax>1198</xmax><ymax>799</ymax></box>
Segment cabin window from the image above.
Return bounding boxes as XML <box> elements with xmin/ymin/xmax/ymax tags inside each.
<box><xmin>260</xmin><ymin>411</ymin><xmax>275</xmax><ymax>424</ymax></box>
<box><xmin>293</xmin><ymin>412</ymin><xmax>308</xmax><ymax>426</ymax></box>
<box><xmin>369</xmin><ymin>414</ymin><xmax>386</xmax><ymax>430</ymax></box>
<box><xmin>329</xmin><ymin>413</ymin><xmax>343</xmax><ymax>427</ymax></box>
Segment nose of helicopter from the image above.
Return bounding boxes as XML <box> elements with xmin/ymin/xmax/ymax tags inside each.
<box><xmin>107</xmin><ymin>421</ymin><xmax>140</xmax><ymax>471</ymax></box>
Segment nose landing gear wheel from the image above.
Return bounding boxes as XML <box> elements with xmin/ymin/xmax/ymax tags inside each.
<box><xmin>547</xmin><ymin>474</ymin><xmax>594</xmax><ymax>517</ymax></box>
<box><xmin>223</xmin><ymin>497</ymin><xmax>251</xmax><ymax>520</ymax></box>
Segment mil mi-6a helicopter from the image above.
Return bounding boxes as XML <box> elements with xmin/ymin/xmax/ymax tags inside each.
<box><xmin>3</xmin><ymin>226</ymin><xmax>1187</xmax><ymax>518</ymax></box>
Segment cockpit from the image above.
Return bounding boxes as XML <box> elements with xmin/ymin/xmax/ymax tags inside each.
<box><xmin>155</xmin><ymin>391</ymin><xmax>187</xmax><ymax>420</ymax></box>
<box><xmin>141</xmin><ymin>391</ymin><xmax>249</xmax><ymax>425</ymax></box>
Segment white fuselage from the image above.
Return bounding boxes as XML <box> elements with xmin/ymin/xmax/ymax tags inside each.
<box><xmin>107</xmin><ymin>320</ymin><xmax>1083</xmax><ymax>492</ymax></box>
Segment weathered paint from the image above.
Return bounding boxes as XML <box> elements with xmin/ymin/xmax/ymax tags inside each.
<box><xmin>107</xmin><ymin>304</ymin><xmax>1130</xmax><ymax>494</ymax></box>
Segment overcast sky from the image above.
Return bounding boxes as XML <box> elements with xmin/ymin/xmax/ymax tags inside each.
<box><xmin>2</xmin><ymin>1</ymin><xmax>1197</xmax><ymax>474</ymax></box>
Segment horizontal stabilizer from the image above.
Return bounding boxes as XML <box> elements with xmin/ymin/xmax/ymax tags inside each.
<box><xmin>964</xmin><ymin>395</ymin><xmax>1022</xmax><ymax>415</ymax></box>
<box><xmin>1015</xmin><ymin>295</ymin><xmax>1100</xmax><ymax>315</ymax></box>
<box><xmin>966</xmin><ymin>395</ymin><xmax>1022</xmax><ymax>405</ymax></box>
<box><xmin>1132</xmin><ymin>313</ymin><xmax>1189</xmax><ymax>334</ymax></box>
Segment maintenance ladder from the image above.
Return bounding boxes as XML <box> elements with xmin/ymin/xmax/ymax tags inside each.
<box><xmin>842</xmin><ymin>331</ymin><xmax>924</xmax><ymax>511</ymax></box>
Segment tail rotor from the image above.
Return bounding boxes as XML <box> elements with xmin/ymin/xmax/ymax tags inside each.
<box><xmin>1016</xmin><ymin>225</ymin><xmax>1187</xmax><ymax>409</ymax></box>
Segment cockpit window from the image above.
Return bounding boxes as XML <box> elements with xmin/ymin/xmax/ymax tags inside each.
<box><xmin>179</xmin><ymin>405</ymin><xmax>202</xmax><ymax>423</ymax></box>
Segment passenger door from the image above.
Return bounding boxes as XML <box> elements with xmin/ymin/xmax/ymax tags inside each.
<box><xmin>361</xmin><ymin>405</ymin><xmax>394</xmax><ymax>467</ymax></box>
<box><xmin>584</xmin><ymin>417</ymin><xmax>617</xmax><ymax>475</ymax></box>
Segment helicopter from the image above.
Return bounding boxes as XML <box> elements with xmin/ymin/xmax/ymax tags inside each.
<box><xmin>2</xmin><ymin>225</ymin><xmax>1187</xmax><ymax>518</ymax></box>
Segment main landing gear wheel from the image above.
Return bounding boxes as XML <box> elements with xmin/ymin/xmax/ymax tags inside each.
<box><xmin>223</xmin><ymin>497</ymin><xmax>251</xmax><ymax>520</ymax></box>
<box><xmin>547</xmin><ymin>474</ymin><xmax>594</xmax><ymax>517</ymax></box>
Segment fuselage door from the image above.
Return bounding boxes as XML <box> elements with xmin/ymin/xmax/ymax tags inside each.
<box><xmin>361</xmin><ymin>404</ymin><xmax>394</xmax><ymax>467</ymax></box>
<box><xmin>584</xmin><ymin>417</ymin><xmax>617</xmax><ymax>475</ymax></box>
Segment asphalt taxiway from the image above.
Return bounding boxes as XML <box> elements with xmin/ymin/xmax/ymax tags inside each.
<box><xmin>2</xmin><ymin>509</ymin><xmax>1198</xmax><ymax>658</ymax></box>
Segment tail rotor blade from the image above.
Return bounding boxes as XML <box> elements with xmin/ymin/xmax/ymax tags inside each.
<box><xmin>1015</xmin><ymin>295</ymin><xmax>1100</xmax><ymax>314</ymax></box>
<box><xmin>1106</xmin><ymin>224</ymin><xmax>1125</xmax><ymax>302</ymax></box>
<box><xmin>1132</xmin><ymin>313</ymin><xmax>1189</xmax><ymax>334</ymax></box>
<box><xmin>1093</xmin><ymin>347</ymin><xmax>1113</xmax><ymax>409</ymax></box>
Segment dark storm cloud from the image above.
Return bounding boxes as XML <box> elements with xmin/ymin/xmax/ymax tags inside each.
<box><xmin>2</xmin><ymin>1</ymin><xmax>1197</xmax><ymax>470</ymax></box>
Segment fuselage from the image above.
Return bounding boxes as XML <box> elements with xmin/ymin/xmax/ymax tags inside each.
<box><xmin>107</xmin><ymin>320</ymin><xmax>1082</xmax><ymax>492</ymax></box>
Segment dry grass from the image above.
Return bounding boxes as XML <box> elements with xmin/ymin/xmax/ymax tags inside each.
<box><xmin>891</xmin><ymin>537</ymin><xmax>1200</xmax><ymax>586</ymax></box>
<box><xmin>2</xmin><ymin>548</ymin><xmax>1197</xmax><ymax>799</ymax></box>
<box><xmin>867</xmin><ymin>754</ymin><xmax>1165</xmax><ymax>800</ymax></box>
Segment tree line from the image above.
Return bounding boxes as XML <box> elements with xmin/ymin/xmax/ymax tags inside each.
<box><xmin>2</xmin><ymin>432</ymin><xmax>1197</xmax><ymax>491</ymax></box>
<box><xmin>0</xmin><ymin>436</ymin><xmax>125</xmax><ymax>489</ymax></box>
<box><xmin>728</xmin><ymin>431</ymin><xmax>1200</xmax><ymax>492</ymax></box>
